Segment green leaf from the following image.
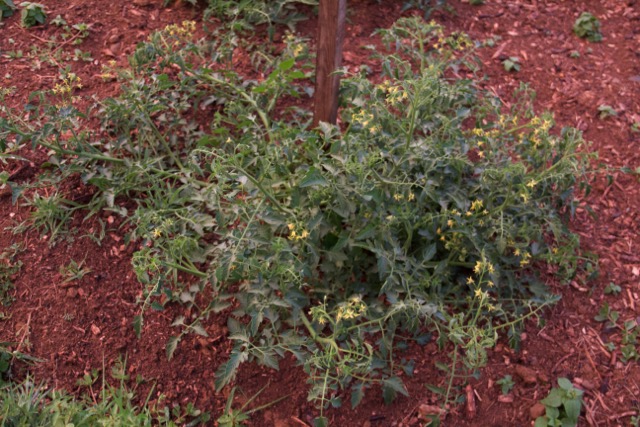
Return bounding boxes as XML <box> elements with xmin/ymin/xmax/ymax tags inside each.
<box><xmin>425</xmin><ymin>383</ymin><xmax>445</xmax><ymax>395</ymax></box>
<box><xmin>351</xmin><ymin>382</ymin><xmax>365</xmax><ymax>408</ymax></box>
<box><xmin>278</xmin><ymin>58</ymin><xmax>295</xmax><ymax>72</ymax></box>
<box><xmin>563</xmin><ymin>398</ymin><xmax>581</xmax><ymax>422</ymax></box>
<box><xmin>534</xmin><ymin>417</ymin><xmax>549</xmax><ymax>427</ymax></box>
<box><xmin>166</xmin><ymin>335</ymin><xmax>180</xmax><ymax>360</ymax></box>
<box><xmin>191</xmin><ymin>322</ymin><xmax>209</xmax><ymax>337</ymax></box>
<box><xmin>132</xmin><ymin>315</ymin><xmax>143</xmax><ymax>338</ymax></box>
<box><xmin>299</xmin><ymin>167</ymin><xmax>328</xmax><ymax>188</ymax></box>
<box><xmin>383</xmin><ymin>376</ymin><xmax>409</xmax><ymax>397</ymax></box>
<box><xmin>214</xmin><ymin>349</ymin><xmax>248</xmax><ymax>391</ymax></box>
<box><xmin>557</xmin><ymin>377</ymin><xmax>573</xmax><ymax>390</ymax></box>
<box><xmin>313</xmin><ymin>417</ymin><xmax>328</xmax><ymax>427</ymax></box>
<box><xmin>540</xmin><ymin>389</ymin><xmax>563</xmax><ymax>408</ymax></box>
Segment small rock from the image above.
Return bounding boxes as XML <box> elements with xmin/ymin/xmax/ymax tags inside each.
<box><xmin>66</xmin><ymin>287</ymin><xmax>78</xmax><ymax>298</ymax></box>
<box><xmin>514</xmin><ymin>364</ymin><xmax>538</xmax><ymax>384</ymax></box>
<box><xmin>530</xmin><ymin>402</ymin><xmax>546</xmax><ymax>419</ymax></box>
<box><xmin>108</xmin><ymin>33</ymin><xmax>123</xmax><ymax>44</ymax></box>
<box><xmin>418</xmin><ymin>404</ymin><xmax>445</xmax><ymax>421</ymax></box>
<box><xmin>90</xmin><ymin>324</ymin><xmax>101</xmax><ymax>336</ymax></box>
<box><xmin>498</xmin><ymin>394</ymin><xmax>514</xmax><ymax>403</ymax></box>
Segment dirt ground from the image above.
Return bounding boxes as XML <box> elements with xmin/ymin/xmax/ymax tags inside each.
<box><xmin>1</xmin><ymin>0</ymin><xmax>639</xmax><ymax>425</ymax></box>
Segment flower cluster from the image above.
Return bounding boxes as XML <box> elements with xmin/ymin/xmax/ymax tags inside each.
<box><xmin>335</xmin><ymin>295</ymin><xmax>367</xmax><ymax>322</ymax></box>
<box><xmin>163</xmin><ymin>20</ymin><xmax>196</xmax><ymax>39</ymax></box>
<box><xmin>51</xmin><ymin>74</ymin><xmax>82</xmax><ymax>108</ymax></box>
<box><xmin>287</xmin><ymin>223</ymin><xmax>309</xmax><ymax>241</ymax></box>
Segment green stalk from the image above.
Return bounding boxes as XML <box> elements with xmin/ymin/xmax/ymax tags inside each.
<box><xmin>299</xmin><ymin>313</ymin><xmax>343</xmax><ymax>360</ymax></box>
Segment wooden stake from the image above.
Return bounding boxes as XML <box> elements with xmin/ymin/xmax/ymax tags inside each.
<box><xmin>313</xmin><ymin>0</ymin><xmax>347</xmax><ymax>127</ymax></box>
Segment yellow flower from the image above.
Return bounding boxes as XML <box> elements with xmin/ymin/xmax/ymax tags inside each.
<box><xmin>466</xmin><ymin>276</ymin><xmax>474</xmax><ymax>285</ymax></box>
<box><xmin>520</xmin><ymin>193</ymin><xmax>529</xmax><ymax>203</ymax></box>
<box><xmin>526</xmin><ymin>179</ymin><xmax>537</xmax><ymax>189</ymax></box>
<box><xmin>318</xmin><ymin>317</ymin><xmax>327</xmax><ymax>325</ymax></box>
<box><xmin>447</xmin><ymin>219</ymin><xmax>455</xmax><ymax>227</ymax></box>
<box><xmin>487</xmin><ymin>263</ymin><xmax>495</xmax><ymax>274</ymax></box>
<box><xmin>474</xmin><ymin>288</ymin><xmax>483</xmax><ymax>298</ymax></box>
<box><xmin>393</xmin><ymin>193</ymin><xmax>404</xmax><ymax>201</ymax></box>
<box><xmin>513</xmin><ymin>248</ymin><xmax>520</xmax><ymax>256</ymax></box>
<box><xmin>152</xmin><ymin>228</ymin><xmax>162</xmax><ymax>238</ymax></box>
<box><xmin>487</xmin><ymin>281</ymin><xmax>495</xmax><ymax>288</ymax></box>
<box><xmin>408</xmin><ymin>193</ymin><xmax>415</xmax><ymax>201</ymax></box>
<box><xmin>287</xmin><ymin>223</ymin><xmax>295</xmax><ymax>231</ymax></box>
<box><xmin>471</xmin><ymin>200</ymin><xmax>483</xmax><ymax>211</ymax></box>
<box><xmin>474</xmin><ymin>261</ymin><xmax>482</xmax><ymax>274</ymax></box>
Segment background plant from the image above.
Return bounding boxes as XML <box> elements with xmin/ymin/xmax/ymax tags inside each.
<box><xmin>0</xmin><ymin>0</ymin><xmax>16</xmax><ymax>21</ymax></box>
<box><xmin>573</xmin><ymin>12</ymin><xmax>602</xmax><ymax>42</ymax></box>
<box><xmin>534</xmin><ymin>378</ymin><xmax>584</xmax><ymax>427</ymax></box>
<box><xmin>19</xmin><ymin>2</ymin><xmax>45</xmax><ymax>28</ymax></box>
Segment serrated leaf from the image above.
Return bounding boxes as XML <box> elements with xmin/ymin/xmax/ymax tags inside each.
<box><xmin>355</xmin><ymin>223</ymin><xmax>376</xmax><ymax>241</ymax></box>
<box><xmin>383</xmin><ymin>376</ymin><xmax>409</xmax><ymax>397</ymax></box>
<box><xmin>214</xmin><ymin>350</ymin><xmax>247</xmax><ymax>391</ymax></box>
<box><xmin>166</xmin><ymin>335</ymin><xmax>180</xmax><ymax>360</ymax></box>
<box><xmin>425</xmin><ymin>384</ymin><xmax>445</xmax><ymax>395</ymax></box>
<box><xmin>150</xmin><ymin>301</ymin><xmax>164</xmax><ymax>311</ymax></box>
<box><xmin>422</xmin><ymin>243</ymin><xmax>437</xmax><ymax>262</ymax></box>
<box><xmin>132</xmin><ymin>315</ymin><xmax>143</xmax><ymax>338</ymax></box>
<box><xmin>191</xmin><ymin>322</ymin><xmax>209</xmax><ymax>337</ymax></box>
<box><xmin>259</xmin><ymin>351</ymin><xmax>279</xmax><ymax>370</ymax></box>
<box><xmin>351</xmin><ymin>382</ymin><xmax>365</xmax><ymax>408</ymax></box>
<box><xmin>299</xmin><ymin>167</ymin><xmax>328</xmax><ymax>188</ymax></box>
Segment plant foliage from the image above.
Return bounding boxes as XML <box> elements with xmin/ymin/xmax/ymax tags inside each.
<box><xmin>0</xmin><ymin>15</ymin><xmax>592</xmax><ymax>421</ymax></box>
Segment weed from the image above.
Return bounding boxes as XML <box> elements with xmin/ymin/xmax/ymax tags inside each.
<box><xmin>604</xmin><ymin>282</ymin><xmax>621</xmax><ymax>295</ymax></box>
<box><xmin>534</xmin><ymin>378</ymin><xmax>583</xmax><ymax>427</ymax></box>
<box><xmin>620</xmin><ymin>320</ymin><xmax>640</xmax><ymax>363</ymax></box>
<box><xmin>598</xmin><ymin>104</ymin><xmax>617</xmax><ymax>119</ymax></box>
<box><xmin>0</xmin><ymin>243</ymin><xmax>23</xmax><ymax>307</ymax></box>
<box><xmin>17</xmin><ymin>192</ymin><xmax>75</xmax><ymax>244</ymax></box>
<box><xmin>594</xmin><ymin>302</ymin><xmax>619</xmax><ymax>327</ymax></box>
<box><xmin>0</xmin><ymin>342</ymin><xmax>43</xmax><ymax>386</ymax></box>
<box><xmin>19</xmin><ymin>2</ymin><xmax>45</xmax><ymax>28</ymax></box>
<box><xmin>0</xmin><ymin>375</ymin><xmax>209</xmax><ymax>425</ymax></box>
<box><xmin>59</xmin><ymin>258</ymin><xmax>91</xmax><ymax>283</ymax></box>
<box><xmin>503</xmin><ymin>56</ymin><xmax>521</xmax><ymax>72</ymax></box>
<box><xmin>217</xmin><ymin>384</ymin><xmax>289</xmax><ymax>427</ymax></box>
<box><xmin>0</xmin><ymin>0</ymin><xmax>16</xmax><ymax>20</ymax></box>
<box><xmin>496</xmin><ymin>374</ymin><xmax>515</xmax><ymax>395</ymax></box>
<box><xmin>204</xmin><ymin>0</ymin><xmax>318</xmax><ymax>39</ymax></box>
<box><xmin>573</xmin><ymin>12</ymin><xmax>602</xmax><ymax>42</ymax></box>
<box><xmin>399</xmin><ymin>0</ymin><xmax>452</xmax><ymax>19</ymax></box>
